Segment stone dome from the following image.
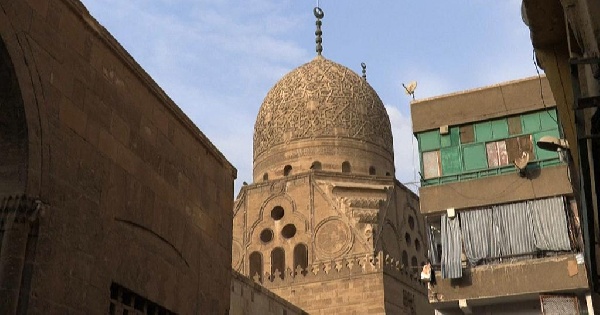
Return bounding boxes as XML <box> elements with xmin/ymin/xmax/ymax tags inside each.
<box><xmin>253</xmin><ymin>56</ymin><xmax>394</xmax><ymax>181</ymax></box>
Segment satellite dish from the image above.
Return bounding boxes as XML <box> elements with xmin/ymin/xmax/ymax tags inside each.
<box><xmin>402</xmin><ymin>81</ymin><xmax>417</xmax><ymax>99</ymax></box>
<box><xmin>513</xmin><ymin>151</ymin><xmax>530</xmax><ymax>176</ymax></box>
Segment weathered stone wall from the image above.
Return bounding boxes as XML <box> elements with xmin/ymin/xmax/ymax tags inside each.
<box><xmin>0</xmin><ymin>0</ymin><xmax>235</xmax><ymax>314</ymax></box>
<box><xmin>230</xmin><ymin>270</ymin><xmax>307</xmax><ymax>315</ymax></box>
<box><xmin>270</xmin><ymin>271</ymin><xmax>386</xmax><ymax>315</ymax></box>
<box><xmin>233</xmin><ymin>170</ymin><xmax>432</xmax><ymax>314</ymax></box>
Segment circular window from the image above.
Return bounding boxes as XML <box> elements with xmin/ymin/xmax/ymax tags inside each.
<box><xmin>281</xmin><ymin>224</ymin><xmax>297</xmax><ymax>239</ymax></box>
<box><xmin>408</xmin><ymin>216</ymin><xmax>415</xmax><ymax>230</ymax></box>
<box><xmin>260</xmin><ymin>229</ymin><xmax>273</xmax><ymax>243</ymax></box>
<box><xmin>405</xmin><ymin>233</ymin><xmax>412</xmax><ymax>245</ymax></box>
<box><xmin>271</xmin><ymin>206</ymin><xmax>284</xmax><ymax>220</ymax></box>
<box><xmin>415</xmin><ymin>239</ymin><xmax>421</xmax><ymax>252</ymax></box>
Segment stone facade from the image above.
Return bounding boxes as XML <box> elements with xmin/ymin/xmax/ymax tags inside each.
<box><xmin>0</xmin><ymin>0</ymin><xmax>236</xmax><ymax>314</ymax></box>
<box><xmin>230</xmin><ymin>270</ymin><xmax>308</xmax><ymax>315</ymax></box>
<box><xmin>233</xmin><ymin>55</ymin><xmax>432</xmax><ymax>314</ymax></box>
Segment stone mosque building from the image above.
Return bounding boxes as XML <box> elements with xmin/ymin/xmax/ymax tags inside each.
<box><xmin>231</xmin><ymin>8</ymin><xmax>432</xmax><ymax>315</ymax></box>
<box><xmin>0</xmin><ymin>0</ymin><xmax>430</xmax><ymax>313</ymax></box>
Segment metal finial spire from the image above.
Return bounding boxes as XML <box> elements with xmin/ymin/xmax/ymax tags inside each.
<box><xmin>361</xmin><ymin>62</ymin><xmax>367</xmax><ymax>80</ymax></box>
<box><xmin>314</xmin><ymin>7</ymin><xmax>324</xmax><ymax>55</ymax></box>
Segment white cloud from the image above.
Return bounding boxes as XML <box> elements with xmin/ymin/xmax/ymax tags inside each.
<box><xmin>386</xmin><ymin>105</ymin><xmax>420</xmax><ymax>194</ymax></box>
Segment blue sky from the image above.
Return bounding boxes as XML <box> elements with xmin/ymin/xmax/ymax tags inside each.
<box><xmin>80</xmin><ymin>0</ymin><xmax>539</xmax><ymax>193</ymax></box>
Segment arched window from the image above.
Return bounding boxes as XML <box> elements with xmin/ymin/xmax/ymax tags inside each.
<box><xmin>271</xmin><ymin>247</ymin><xmax>285</xmax><ymax>280</ymax></box>
<box><xmin>283</xmin><ymin>165</ymin><xmax>292</xmax><ymax>176</ymax></box>
<box><xmin>402</xmin><ymin>251</ymin><xmax>409</xmax><ymax>268</ymax></box>
<box><xmin>263</xmin><ymin>173</ymin><xmax>268</xmax><ymax>181</ymax></box>
<box><xmin>293</xmin><ymin>243</ymin><xmax>308</xmax><ymax>276</ymax></box>
<box><xmin>342</xmin><ymin>161</ymin><xmax>351</xmax><ymax>173</ymax></box>
<box><xmin>311</xmin><ymin>161</ymin><xmax>322</xmax><ymax>170</ymax></box>
<box><xmin>249</xmin><ymin>251</ymin><xmax>263</xmax><ymax>282</ymax></box>
<box><xmin>0</xmin><ymin>39</ymin><xmax>28</xmax><ymax>195</ymax></box>
<box><xmin>369</xmin><ymin>166</ymin><xmax>376</xmax><ymax>175</ymax></box>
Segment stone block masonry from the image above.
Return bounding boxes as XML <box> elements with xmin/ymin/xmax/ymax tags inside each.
<box><xmin>0</xmin><ymin>0</ymin><xmax>236</xmax><ymax>314</ymax></box>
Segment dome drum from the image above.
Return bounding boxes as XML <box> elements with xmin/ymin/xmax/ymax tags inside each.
<box><xmin>253</xmin><ymin>138</ymin><xmax>394</xmax><ymax>182</ymax></box>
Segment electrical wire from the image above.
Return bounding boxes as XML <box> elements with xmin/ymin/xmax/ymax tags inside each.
<box><xmin>533</xmin><ymin>48</ymin><xmax>559</xmax><ymax>125</ymax></box>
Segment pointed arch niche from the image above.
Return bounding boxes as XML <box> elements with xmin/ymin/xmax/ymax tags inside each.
<box><xmin>0</xmin><ymin>38</ymin><xmax>28</xmax><ymax>195</ymax></box>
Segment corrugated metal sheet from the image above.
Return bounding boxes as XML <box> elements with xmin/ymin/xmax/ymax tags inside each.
<box><xmin>458</xmin><ymin>197</ymin><xmax>571</xmax><ymax>266</ymax></box>
<box><xmin>460</xmin><ymin>208</ymin><xmax>495</xmax><ymax>265</ymax></box>
<box><xmin>426</xmin><ymin>225</ymin><xmax>439</xmax><ymax>265</ymax></box>
<box><xmin>493</xmin><ymin>201</ymin><xmax>537</xmax><ymax>257</ymax></box>
<box><xmin>441</xmin><ymin>215</ymin><xmax>462</xmax><ymax>279</ymax></box>
<box><xmin>529</xmin><ymin>197</ymin><xmax>571</xmax><ymax>251</ymax></box>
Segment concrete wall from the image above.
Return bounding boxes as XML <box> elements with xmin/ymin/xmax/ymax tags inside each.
<box><xmin>0</xmin><ymin>0</ymin><xmax>235</xmax><ymax>314</ymax></box>
<box><xmin>419</xmin><ymin>164</ymin><xmax>573</xmax><ymax>214</ymax></box>
<box><xmin>429</xmin><ymin>255</ymin><xmax>588</xmax><ymax>305</ymax></box>
<box><xmin>411</xmin><ymin>76</ymin><xmax>554</xmax><ymax>133</ymax></box>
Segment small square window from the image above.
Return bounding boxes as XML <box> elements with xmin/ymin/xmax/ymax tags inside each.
<box><xmin>460</xmin><ymin>125</ymin><xmax>475</xmax><ymax>144</ymax></box>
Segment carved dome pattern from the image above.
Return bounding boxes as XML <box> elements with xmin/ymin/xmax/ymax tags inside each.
<box><xmin>253</xmin><ymin>56</ymin><xmax>393</xmax><ymax>160</ymax></box>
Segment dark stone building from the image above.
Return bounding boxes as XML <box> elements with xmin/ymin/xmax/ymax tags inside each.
<box><xmin>0</xmin><ymin>0</ymin><xmax>236</xmax><ymax>313</ymax></box>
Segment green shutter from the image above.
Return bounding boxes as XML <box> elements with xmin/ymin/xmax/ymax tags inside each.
<box><xmin>441</xmin><ymin>146</ymin><xmax>462</xmax><ymax>174</ymax></box>
<box><xmin>475</xmin><ymin>122</ymin><xmax>493</xmax><ymax>142</ymax></box>
<box><xmin>534</xmin><ymin>129</ymin><xmax>560</xmax><ymax>161</ymax></box>
<box><xmin>419</xmin><ymin>130</ymin><xmax>440</xmax><ymax>152</ymax></box>
<box><xmin>491</xmin><ymin>119</ymin><xmax>509</xmax><ymax>140</ymax></box>
<box><xmin>522</xmin><ymin>112</ymin><xmax>541</xmax><ymax>134</ymax></box>
<box><xmin>462</xmin><ymin>143</ymin><xmax>488</xmax><ymax>171</ymax></box>
<box><xmin>441</xmin><ymin>127</ymin><xmax>460</xmax><ymax>148</ymax></box>
<box><xmin>540</xmin><ymin>109</ymin><xmax>558</xmax><ymax>130</ymax></box>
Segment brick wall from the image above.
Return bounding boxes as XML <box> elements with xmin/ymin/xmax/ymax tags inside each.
<box><xmin>0</xmin><ymin>0</ymin><xmax>235</xmax><ymax>314</ymax></box>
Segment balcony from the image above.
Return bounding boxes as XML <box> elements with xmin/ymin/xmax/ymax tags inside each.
<box><xmin>429</xmin><ymin>254</ymin><xmax>589</xmax><ymax>307</ymax></box>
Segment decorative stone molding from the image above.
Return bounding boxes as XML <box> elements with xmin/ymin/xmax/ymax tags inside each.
<box><xmin>314</xmin><ymin>218</ymin><xmax>353</xmax><ymax>259</ymax></box>
<box><xmin>347</xmin><ymin>197</ymin><xmax>382</xmax><ymax>209</ymax></box>
<box><xmin>352</xmin><ymin>209</ymin><xmax>379</xmax><ymax>224</ymax></box>
<box><xmin>255</xmin><ymin>251</ymin><xmax>427</xmax><ymax>292</ymax></box>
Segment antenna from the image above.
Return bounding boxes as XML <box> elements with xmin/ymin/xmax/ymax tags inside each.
<box><xmin>314</xmin><ymin>7</ymin><xmax>324</xmax><ymax>56</ymax></box>
<box><xmin>361</xmin><ymin>62</ymin><xmax>367</xmax><ymax>80</ymax></box>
